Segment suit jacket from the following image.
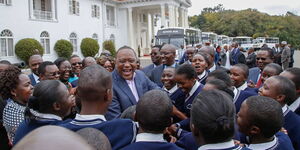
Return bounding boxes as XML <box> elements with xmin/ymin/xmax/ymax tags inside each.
<box><xmin>106</xmin><ymin>70</ymin><xmax>159</xmax><ymax>120</ymax></box>
<box><xmin>141</xmin><ymin>64</ymin><xmax>155</xmax><ymax>78</ymax></box>
<box><xmin>28</xmin><ymin>74</ymin><xmax>37</xmax><ymax>86</ymax></box>
<box><xmin>248</xmin><ymin>67</ymin><xmax>260</xmax><ymax>84</ymax></box>
<box><xmin>230</xmin><ymin>48</ymin><xmax>246</xmax><ymax>65</ymax></box>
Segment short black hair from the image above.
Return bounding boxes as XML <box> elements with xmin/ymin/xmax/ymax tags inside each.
<box><xmin>0</xmin><ymin>60</ymin><xmax>11</xmax><ymax>65</ymax></box>
<box><xmin>70</xmin><ymin>55</ymin><xmax>80</xmax><ymax>60</ymax></box>
<box><xmin>77</xmin><ymin>64</ymin><xmax>112</xmax><ymax>101</ymax></box>
<box><xmin>0</xmin><ymin>65</ymin><xmax>21</xmax><ymax>100</ymax></box>
<box><xmin>116</xmin><ymin>46</ymin><xmax>137</xmax><ymax>58</ymax></box>
<box><xmin>259</xmin><ymin>47</ymin><xmax>274</xmax><ymax>59</ymax></box>
<box><xmin>264</xmin><ymin>63</ymin><xmax>283</xmax><ymax>75</ymax></box>
<box><xmin>284</xmin><ymin>67</ymin><xmax>300</xmax><ymax>90</ymax></box>
<box><xmin>245</xmin><ymin>96</ymin><xmax>283</xmax><ymax>138</ymax></box>
<box><xmin>136</xmin><ymin>90</ymin><xmax>173</xmax><ymax>133</ymax></box>
<box><xmin>191</xmin><ymin>90</ymin><xmax>235</xmax><ymax>143</ymax></box>
<box><xmin>82</xmin><ymin>57</ymin><xmax>96</xmax><ymax>68</ymax></box>
<box><xmin>193</xmin><ymin>52</ymin><xmax>210</xmax><ymax>66</ymax></box>
<box><xmin>272</xmin><ymin>76</ymin><xmax>297</xmax><ymax>105</ymax></box>
<box><xmin>208</xmin><ymin>70</ymin><xmax>232</xmax><ymax>87</ymax></box>
<box><xmin>205</xmin><ymin>79</ymin><xmax>234</xmax><ymax>98</ymax></box>
<box><xmin>54</xmin><ymin>57</ymin><xmax>67</xmax><ymax>69</ymax></box>
<box><xmin>152</xmin><ymin>45</ymin><xmax>162</xmax><ymax>50</ymax></box>
<box><xmin>38</xmin><ymin>61</ymin><xmax>55</xmax><ymax>75</ymax></box>
<box><xmin>233</xmin><ymin>64</ymin><xmax>249</xmax><ymax>78</ymax></box>
<box><xmin>76</xmin><ymin>128</ymin><xmax>112</xmax><ymax>150</ymax></box>
<box><xmin>120</xmin><ymin>105</ymin><xmax>136</xmax><ymax>121</ymax></box>
<box><xmin>176</xmin><ymin>64</ymin><xmax>197</xmax><ymax>79</ymax></box>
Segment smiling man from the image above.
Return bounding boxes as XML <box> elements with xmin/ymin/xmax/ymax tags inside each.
<box><xmin>106</xmin><ymin>46</ymin><xmax>159</xmax><ymax>120</ymax></box>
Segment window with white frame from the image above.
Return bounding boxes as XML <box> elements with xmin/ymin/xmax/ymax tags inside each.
<box><xmin>69</xmin><ymin>0</ymin><xmax>79</xmax><ymax>15</ymax></box>
<box><xmin>40</xmin><ymin>31</ymin><xmax>50</xmax><ymax>54</ymax></box>
<box><xmin>106</xmin><ymin>5</ymin><xmax>115</xmax><ymax>26</ymax></box>
<box><xmin>109</xmin><ymin>34</ymin><xmax>115</xmax><ymax>43</ymax></box>
<box><xmin>91</xmin><ymin>5</ymin><xmax>100</xmax><ymax>18</ymax></box>
<box><xmin>0</xmin><ymin>29</ymin><xmax>14</xmax><ymax>57</ymax></box>
<box><xmin>0</xmin><ymin>0</ymin><xmax>12</xmax><ymax>5</ymax></box>
<box><xmin>92</xmin><ymin>33</ymin><xmax>98</xmax><ymax>42</ymax></box>
<box><xmin>69</xmin><ymin>32</ymin><xmax>77</xmax><ymax>52</ymax></box>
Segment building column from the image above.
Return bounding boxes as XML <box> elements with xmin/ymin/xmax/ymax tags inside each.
<box><xmin>168</xmin><ymin>4</ymin><xmax>175</xmax><ymax>27</ymax></box>
<box><xmin>175</xmin><ymin>6</ymin><xmax>179</xmax><ymax>27</ymax></box>
<box><xmin>147</xmin><ymin>13</ymin><xmax>153</xmax><ymax>52</ymax></box>
<box><xmin>51</xmin><ymin>0</ymin><xmax>56</xmax><ymax>20</ymax></box>
<box><xmin>128</xmin><ymin>8</ymin><xmax>135</xmax><ymax>50</ymax></box>
<box><xmin>180</xmin><ymin>8</ymin><xmax>184</xmax><ymax>27</ymax></box>
<box><xmin>160</xmin><ymin>4</ymin><xmax>166</xmax><ymax>28</ymax></box>
<box><xmin>184</xmin><ymin>9</ymin><xmax>189</xmax><ymax>27</ymax></box>
<box><xmin>151</xmin><ymin>14</ymin><xmax>155</xmax><ymax>39</ymax></box>
<box><xmin>29</xmin><ymin>0</ymin><xmax>34</xmax><ymax>19</ymax></box>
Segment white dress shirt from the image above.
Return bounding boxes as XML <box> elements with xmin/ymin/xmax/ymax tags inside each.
<box><xmin>126</xmin><ymin>73</ymin><xmax>139</xmax><ymax>102</ymax></box>
<box><xmin>136</xmin><ymin>133</ymin><xmax>166</xmax><ymax>142</ymax></box>
<box><xmin>247</xmin><ymin>136</ymin><xmax>277</xmax><ymax>150</ymax></box>
<box><xmin>289</xmin><ymin>97</ymin><xmax>300</xmax><ymax>112</ymax></box>
<box><xmin>198</xmin><ymin>140</ymin><xmax>235</xmax><ymax>150</ymax></box>
<box><xmin>237</xmin><ymin>82</ymin><xmax>248</xmax><ymax>91</ymax></box>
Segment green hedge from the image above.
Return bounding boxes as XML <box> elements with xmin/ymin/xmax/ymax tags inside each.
<box><xmin>80</xmin><ymin>38</ymin><xmax>99</xmax><ymax>57</ymax></box>
<box><xmin>54</xmin><ymin>39</ymin><xmax>73</xmax><ymax>58</ymax></box>
<box><xmin>15</xmin><ymin>38</ymin><xmax>44</xmax><ymax>64</ymax></box>
<box><xmin>102</xmin><ymin>40</ymin><xmax>116</xmax><ymax>57</ymax></box>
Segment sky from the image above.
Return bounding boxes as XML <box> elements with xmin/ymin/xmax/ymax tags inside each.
<box><xmin>188</xmin><ymin>0</ymin><xmax>300</xmax><ymax>16</ymax></box>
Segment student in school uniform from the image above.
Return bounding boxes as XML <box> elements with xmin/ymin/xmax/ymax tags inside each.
<box><xmin>207</xmin><ymin>70</ymin><xmax>257</xmax><ymax>113</ymax></box>
<box><xmin>229</xmin><ymin>64</ymin><xmax>257</xmax><ymax>93</ymax></box>
<box><xmin>161</xmin><ymin>67</ymin><xmax>178</xmax><ymax>95</ymax></box>
<box><xmin>280</xmin><ymin>67</ymin><xmax>300</xmax><ymax>115</ymax></box>
<box><xmin>191</xmin><ymin>90</ymin><xmax>250</xmax><ymax>150</ymax></box>
<box><xmin>60</xmin><ymin>65</ymin><xmax>137</xmax><ymax>150</ymax></box>
<box><xmin>14</xmin><ymin>80</ymin><xmax>75</xmax><ymax>144</ymax></box>
<box><xmin>260</xmin><ymin>63</ymin><xmax>283</xmax><ymax>84</ymax></box>
<box><xmin>121</xmin><ymin>90</ymin><xmax>183</xmax><ymax>150</ymax></box>
<box><xmin>259</xmin><ymin>76</ymin><xmax>300</xmax><ymax>149</ymax></box>
<box><xmin>191</xmin><ymin>52</ymin><xmax>209</xmax><ymax>85</ymax></box>
<box><xmin>237</xmin><ymin>96</ymin><xmax>294</xmax><ymax>150</ymax></box>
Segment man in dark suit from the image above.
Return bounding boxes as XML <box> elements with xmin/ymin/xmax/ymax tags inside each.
<box><xmin>248</xmin><ymin>48</ymin><xmax>274</xmax><ymax>87</ymax></box>
<box><xmin>230</xmin><ymin>42</ymin><xmax>246</xmax><ymax>65</ymax></box>
<box><xmin>245</xmin><ymin>48</ymin><xmax>256</xmax><ymax>68</ymax></box>
<box><xmin>272</xmin><ymin>43</ymin><xmax>282</xmax><ymax>66</ymax></box>
<box><xmin>141</xmin><ymin>45</ymin><xmax>161</xmax><ymax>78</ymax></box>
<box><xmin>150</xmin><ymin>44</ymin><xmax>178</xmax><ymax>87</ymax></box>
<box><xmin>28</xmin><ymin>54</ymin><xmax>43</xmax><ymax>86</ymax></box>
<box><xmin>106</xmin><ymin>46</ymin><xmax>159</xmax><ymax>120</ymax></box>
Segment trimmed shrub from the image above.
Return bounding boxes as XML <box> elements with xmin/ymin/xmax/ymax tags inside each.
<box><xmin>80</xmin><ymin>38</ymin><xmax>99</xmax><ymax>57</ymax></box>
<box><xmin>54</xmin><ymin>39</ymin><xmax>73</xmax><ymax>58</ymax></box>
<box><xmin>102</xmin><ymin>40</ymin><xmax>116</xmax><ymax>57</ymax></box>
<box><xmin>15</xmin><ymin>38</ymin><xmax>44</xmax><ymax>64</ymax></box>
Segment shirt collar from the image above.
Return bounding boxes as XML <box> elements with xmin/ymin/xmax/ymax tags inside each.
<box><xmin>164</xmin><ymin>63</ymin><xmax>176</xmax><ymax>69</ymax></box>
<box><xmin>209</xmin><ymin>63</ymin><xmax>216</xmax><ymax>72</ymax></box>
<box><xmin>163</xmin><ymin>85</ymin><xmax>178</xmax><ymax>94</ymax></box>
<box><xmin>30</xmin><ymin>109</ymin><xmax>62</xmax><ymax>121</ymax></box>
<box><xmin>198</xmin><ymin>140</ymin><xmax>235</xmax><ymax>150</ymax></box>
<box><xmin>282</xmin><ymin>104</ymin><xmax>289</xmax><ymax>116</ymax></box>
<box><xmin>126</xmin><ymin>72</ymin><xmax>136</xmax><ymax>82</ymax></box>
<box><xmin>248</xmin><ymin>136</ymin><xmax>277</xmax><ymax>150</ymax></box>
<box><xmin>32</xmin><ymin>73</ymin><xmax>40</xmax><ymax>82</ymax></box>
<box><xmin>136</xmin><ymin>133</ymin><xmax>165</xmax><ymax>142</ymax></box>
<box><xmin>187</xmin><ymin>81</ymin><xmax>200</xmax><ymax>99</ymax></box>
<box><xmin>75</xmin><ymin>114</ymin><xmax>106</xmax><ymax>121</ymax></box>
<box><xmin>198</xmin><ymin>70</ymin><xmax>207</xmax><ymax>80</ymax></box>
<box><xmin>237</xmin><ymin>82</ymin><xmax>248</xmax><ymax>91</ymax></box>
<box><xmin>233</xmin><ymin>87</ymin><xmax>238</xmax><ymax>99</ymax></box>
<box><xmin>289</xmin><ymin>97</ymin><xmax>300</xmax><ymax>112</ymax></box>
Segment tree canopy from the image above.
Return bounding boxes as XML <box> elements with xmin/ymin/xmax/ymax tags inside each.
<box><xmin>189</xmin><ymin>4</ymin><xmax>300</xmax><ymax>48</ymax></box>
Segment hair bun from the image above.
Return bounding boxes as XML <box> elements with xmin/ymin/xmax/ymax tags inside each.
<box><xmin>215</xmin><ymin>116</ymin><xmax>229</xmax><ymax>126</ymax></box>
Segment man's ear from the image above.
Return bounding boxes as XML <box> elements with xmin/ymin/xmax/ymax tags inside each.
<box><xmin>53</xmin><ymin>102</ymin><xmax>61</xmax><ymax>111</ymax></box>
<box><xmin>276</xmin><ymin>94</ymin><xmax>286</xmax><ymax>104</ymax></box>
<box><xmin>104</xmin><ymin>89</ymin><xmax>112</xmax><ymax>102</ymax></box>
<box><xmin>249</xmin><ymin>125</ymin><xmax>261</xmax><ymax>136</ymax></box>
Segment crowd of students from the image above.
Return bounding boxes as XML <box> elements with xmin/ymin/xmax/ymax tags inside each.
<box><xmin>0</xmin><ymin>43</ymin><xmax>299</xmax><ymax>150</ymax></box>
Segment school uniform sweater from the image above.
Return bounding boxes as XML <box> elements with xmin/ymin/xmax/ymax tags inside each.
<box><xmin>283</xmin><ymin>105</ymin><xmax>300</xmax><ymax>150</ymax></box>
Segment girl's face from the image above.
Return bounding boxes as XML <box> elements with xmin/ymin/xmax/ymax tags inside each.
<box><xmin>12</xmin><ymin>74</ymin><xmax>33</xmax><ymax>104</ymax></box>
<box><xmin>192</xmin><ymin>55</ymin><xmax>208</xmax><ymax>75</ymax></box>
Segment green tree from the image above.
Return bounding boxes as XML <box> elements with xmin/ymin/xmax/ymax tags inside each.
<box><xmin>81</xmin><ymin>38</ymin><xmax>99</xmax><ymax>57</ymax></box>
<box><xmin>54</xmin><ymin>40</ymin><xmax>73</xmax><ymax>58</ymax></box>
<box><xmin>15</xmin><ymin>38</ymin><xmax>43</xmax><ymax>64</ymax></box>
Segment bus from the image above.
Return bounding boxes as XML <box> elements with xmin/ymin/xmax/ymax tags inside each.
<box><xmin>155</xmin><ymin>27</ymin><xmax>202</xmax><ymax>59</ymax></box>
<box><xmin>253</xmin><ymin>37</ymin><xmax>279</xmax><ymax>49</ymax></box>
<box><xmin>201</xmin><ymin>32</ymin><xmax>218</xmax><ymax>46</ymax></box>
<box><xmin>232</xmin><ymin>36</ymin><xmax>253</xmax><ymax>50</ymax></box>
<box><xmin>217</xmin><ymin>35</ymin><xmax>230</xmax><ymax>46</ymax></box>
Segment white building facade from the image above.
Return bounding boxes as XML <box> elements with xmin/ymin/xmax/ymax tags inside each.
<box><xmin>0</xmin><ymin>0</ymin><xmax>191</xmax><ymax>63</ymax></box>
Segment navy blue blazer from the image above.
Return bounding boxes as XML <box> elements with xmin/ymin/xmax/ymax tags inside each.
<box><xmin>141</xmin><ymin>64</ymin><xmax>155</xmax><ymax>78</ymax></box>
<box><xmin>234</xmin><ymin>89</ymin><xmax>258</xmax><ymax>113</ymax></box>
<box><xmin>150</xmin><ymin>64</ymin><xmax>179</xmax><ymax>88</ymax></box>
<box><xmin>61</xmin><ymin>118</ymin><xmax>137</xmax><ymax>150</ymax></box>
<box><xmin>28</xmin><ymin>73</ymin><xmax>37</xmax><ymax>86</ymax></box>
<box><xmin>247</xmin><ymin>67</ymin><xmax>260</xmax><ymax>84</ymax></box>
<box><xmin>106</xmin><ymin>70</ymin><xmax>159</xmax><ymax>120</ymax></box>
<box><xmin>284</xmin><ymin>109</ymin><xmax>300</xmax><ymax>150</ymax></box>
<box><xmin>121</xmin><ymin>142</ymin><xmax>183</xmax><ymax>150</ymax></box>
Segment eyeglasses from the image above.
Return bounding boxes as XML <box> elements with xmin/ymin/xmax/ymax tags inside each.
<box><xmin>256</xmin><ymin>57</ymin><xmax>267</xmax><ymax>61</ymax></box>
<box><xmin>71</xmin><ymin>62</ymin><xmax>82</xmax><ymax>66</ymax></box>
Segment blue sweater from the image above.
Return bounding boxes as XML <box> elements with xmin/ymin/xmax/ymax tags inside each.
<box><xmin>121</xmin><ymin>142</ymin><xmax>183</xmax><ymax>150</ymax></box>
